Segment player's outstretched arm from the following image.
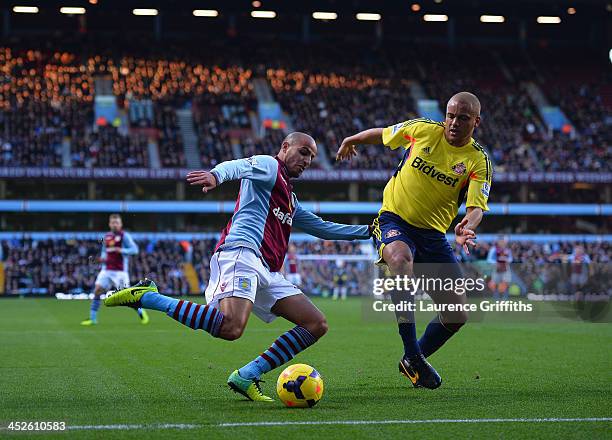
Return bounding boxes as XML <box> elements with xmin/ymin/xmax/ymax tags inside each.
<box><xmin>186</xmin><ymin>170</ymin><xmax>219</xmax><ymax>194</ymax></box>
<box><xmin>187</xmin><ymin>156</ymin><xmax>277</xmax><ymax>193</ymax></box>
<box><xmin>336</xmin><ymin>128</ymin><xmax>384</xmax><ymax>162</ymax></box>
<box><xmin>292</xmin><ymin>197</ymin><xmax>370</xmax><ymax>240</ymax></box>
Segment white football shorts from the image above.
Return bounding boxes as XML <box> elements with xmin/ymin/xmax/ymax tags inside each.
<box><xmin>95</xmin><ymin>270</ymin><xmax>130</xmax><ymax>291</ymax></box>
<box><xmin>205</xmin><ymin>247</ymin><xmax>302</xmax><ymax>323</ymax></box>
<box><xmin>286</xmin><ymin>272</ymin><xmax>302</xmax><ymax>287</ymax></box>
<box><xmin>491</xmin><ymin>270</ymin><xmax>512</xmax><ymax>285</ymax></box>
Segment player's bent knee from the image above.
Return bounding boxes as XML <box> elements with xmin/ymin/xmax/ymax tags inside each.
<box><xmin>217</xmin><ymin>318</ymin><xmax>246</xmax><ymax>341</ymax></box>
<box><xmin>441</xmin><ymin>312</ymin><xmax>468</xmax><ymax>332</ymax></box>
<box><xmin>302</xmin><ymin>316</ymin><xmax>328</xmax><ymax>339</ymax></box>
<box><xmin>218</xmin><ymin>326</ymin><xmax>244</xmax><ymax>341</ymax></box>
<box><xmin>445</xmin><ymin>321</ymin><xmax>466</xmax><ymax>333</ymax></box>
<box><xmin>314</xmin><ymin>318</ymin><xmax>329</xmax><ymax>339</ymax></box>
<box><xmin>386</xmin><ymin>251</ymin><xmax>413</xmax><ymax>275</ymax></box>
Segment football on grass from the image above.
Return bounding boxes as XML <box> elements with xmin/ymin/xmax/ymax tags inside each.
<box><xmin>277</xmin><ymin>363</ymin><xmax>324</xmax><ymax>408</ymax></box>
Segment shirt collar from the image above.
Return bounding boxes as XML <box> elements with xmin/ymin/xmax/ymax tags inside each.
<box><xmin>275</xmin><ymin>156</ymin><xmax>291</xmax><ymax>178</ymax></box>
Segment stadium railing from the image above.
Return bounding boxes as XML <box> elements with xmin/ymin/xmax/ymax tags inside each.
<box><xmin>0</xmin><ymin>201</ymin><xmax>610</xmax><ymax>216</ymax></box>
<box><xmin>0</xmin><ymin>168</ymin><xmax>610</xmax><ymax>183</ymax></box>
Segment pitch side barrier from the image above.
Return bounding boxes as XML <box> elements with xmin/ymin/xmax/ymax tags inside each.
<box><xmin>1</xmin><ymin>167</ymin><xmax>611</xmax><ymax>183</ymax></box>
<box><xmin>0</xmin><ymin>201</ymin><xmax>610</xmax><ymax>215</ymax></box>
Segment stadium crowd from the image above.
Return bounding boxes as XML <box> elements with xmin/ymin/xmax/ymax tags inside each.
<box><xmin>71</xmin><ymin>125</ymin><xmax>149</xmax><ymax>168</ymax></box>
<box><xmin>156</xmin><ymin>106</ymin><xmax>185</xmax><ymax>168</ymax></box>
<box><xmin>3</xmin><ymin>237</ymin><xmax>610</xmax><ymax>297</ymax></box>
<box><xmin>465</xmin><ymin>240</ymin><xmax>610</xmax><ymax>265</ymax></box>
<box><xmin>1</xmin><ymin>238</ymin><xmax>368</xmax><ymax>295</ymax></box>
<box><xmin>1</xmin><ymin>43</ymin><xmax>609</xmax><ymax>172</ymax></box>
<box><xmin>3</xmin><ymin>238</ymin><xmax>187</xmax><ymax>295</ymax></box>
<box><xmin>461</xmin><ymin>240</ymin><xmax>611</xmax><ymax>296</ymax></box>
<box><xmin>268</xmin><ymin>69</ymin><xmax>412</xmax><ymax>169</ymax></box>
<box><xmin>193</xmin><ymin>101</ymin><xmax>241</xmax><ymax>169</ymax></box>
<box><xmin>0</xmin><ymin>48</ymin><xmax>93</xmax><ymax>167</ymax></box>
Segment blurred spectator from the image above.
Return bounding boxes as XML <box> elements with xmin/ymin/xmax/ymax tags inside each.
<box><xmin>0</xmin><ymin>43</ymin><xmax>609</xmax><ymax>172</ymax></box>
<box><xmin>71</xmin><ymin>125</ymin><xmax>149</xmax><ymax>168</ymax></box>
<box><xmin>4</xmin><ymin>237</ymin><xmax>609</xmax><ymax>296</ymax></box>
<box><xmin>268</xmin><ymin>69</ymin><xmax>414</xmax><ymax>169</ymax></box>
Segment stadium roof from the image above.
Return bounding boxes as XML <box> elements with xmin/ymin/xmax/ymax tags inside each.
<box><xmin>3</xmin><ymin>0</ymin><xmax>609</xmax><ymax>47</ymax></box>
<box><xmin>5</xmin><ymin>0</ymin><xmax>610</xmax><ymax>9</ymax></box>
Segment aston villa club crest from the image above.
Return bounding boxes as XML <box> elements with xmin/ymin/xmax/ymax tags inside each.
<box><xmin>452</xmin><ymin>162</ymin><xmax>466</xmax><ymax>175</ymax></box>
<box><xmin>238</xmin><ymin>277</ymin><xmax>251</xmax><ymax>290</ymax></box>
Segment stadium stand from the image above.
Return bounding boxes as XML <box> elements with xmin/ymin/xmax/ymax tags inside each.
<box><xmin>71</xmin><ymin>125</ymin><xmax>149</xmax><ymax>168</ymax></box>
<box><xmin>0</xmin><ymin>47</ymin><xmax>93</xmax><ymax>167</ymax></box>
<box><xmin>268</xmin><ymin>68</ymin><xmax>414</xmax><ymax>170</ymax></box>
<box><xmin>1</xmin><ymin>42</ymin><xmax>609</xmax><ymax>172</ymax></box>
<box><xmin>3</xmin><ymin>238</ymin><xmax>609</xmax><ymax>296</ymax></box>
<box><xmin>156</xmin><ymin>105</ymin><xmax>185</xmax><ymax>168</ymax></box>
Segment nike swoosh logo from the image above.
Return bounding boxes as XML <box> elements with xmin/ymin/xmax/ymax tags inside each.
<box><xmin>407</xmin><ymin>371</ymin><xmax>419</xmax><ymax>384</ymax></box>
<box><xmin>401</xmin><ymin>363</ymin><xmax>419</xmax><ymax>384</ymax></box>
<box><xmin>130</xmin><ymin>288</ymin><xmax>151</xmax><ymax>296</ymax></box>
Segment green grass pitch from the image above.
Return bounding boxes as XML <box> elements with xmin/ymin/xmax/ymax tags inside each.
<box><xmin>0</xmin><ymin>297</ymin><xmax>610</xmax><ymax>439</ymax></box>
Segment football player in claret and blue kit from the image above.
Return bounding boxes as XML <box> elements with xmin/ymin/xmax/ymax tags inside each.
<box><xmin>105</xmin><ymin>132</ymin><xmax>372</xmax><ymax>401</ymax></box>
<box><xmin>80</xmin><ymin>214</ymin><xmax>148</xmax><ymax>326</ymax></box>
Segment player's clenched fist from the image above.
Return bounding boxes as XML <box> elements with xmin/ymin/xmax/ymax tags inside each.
<box><xmin>335</xmin><ymin>138</ymin><xmax>358</xmax><ymax>162</ymax></box>
<box><xmin>186</xmin><ymin>170</ymin><xmax>218</xmax><ymax>193</ymax></box>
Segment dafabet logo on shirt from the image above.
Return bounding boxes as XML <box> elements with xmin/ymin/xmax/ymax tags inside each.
<box><xmin>273</xmin><ymin>206</ymin><xmax>293</xmax><ymax>226</ymax></box>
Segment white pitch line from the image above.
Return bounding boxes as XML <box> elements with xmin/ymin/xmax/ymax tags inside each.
<box><xmin>2</xmin><ymin>418</ymin><xmax>609</xmax><ymax>431</ymax></box>
<box><xmin>68</xmin><ymin>423</ymin><xmax>200</xmax><ymax>431</ymax></box>
<box><xmin>218</xmin><ymin>417</ymin><xmax>612</xmax><ymax>427</ymax></box>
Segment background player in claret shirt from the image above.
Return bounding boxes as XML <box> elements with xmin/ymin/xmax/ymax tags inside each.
<box><xmin>284</xmin><ymin>244</ymin><xmax>302</xmax><ymax>288</ymax></box>
<box><xmin>487</xmin><ymin>236</ymin><xmax>514</xmax><ymax>300</ymax></box>
<box><xmin>104</xmin><ymin>132</ymin><xmax>371</xmax><ymax>402</ymax></box>
<box><xmin>337</xmin><ymin>92</ymin><xmax>492</xmax><ymax>390</ymax></box>
<box><xmin>80</xmin><ymin>214</ymin><xmax>148</xmax><ymax>326</ymax></box>
<box><xmin>568</xmin><ymin>245</ymin><xmax>592</xmax><ymax>291</ymax></box>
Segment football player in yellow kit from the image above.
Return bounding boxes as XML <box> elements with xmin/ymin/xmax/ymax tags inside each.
<box><xmin>337</xmin><ymin>92</ymin><xmax>492</xmax><ymax>389</ymax></box>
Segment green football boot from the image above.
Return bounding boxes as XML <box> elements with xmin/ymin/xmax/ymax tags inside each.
<box><xmin>104</xmin><ymin>279</ymin><xmax>158</xmax><ymax>309</ymax></box>
<box><xmin>227</xmin><ymin>370</ymin><xmax>274</xmax><ymax>402</ymax></box>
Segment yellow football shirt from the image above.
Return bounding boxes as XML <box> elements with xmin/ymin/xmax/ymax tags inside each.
<box><xmin>379</xmin><ymin>118</ymin><xmax>492</xmax><ymax>233</ymax></box>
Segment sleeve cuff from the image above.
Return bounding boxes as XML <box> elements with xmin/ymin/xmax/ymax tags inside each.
<box><xmin>466</xmin><ymin>204</ymin><xmax>488</xmax><ymax>212</ymax></box>
<box><xmin>381</xmin><ymin>127</ymin><xmax>391</xmax><ymax>146</ymax></box>
<box><xmin>210</xmin><ymin>170</ymin><xmax>222</xmax><ymax>185</ymax></box>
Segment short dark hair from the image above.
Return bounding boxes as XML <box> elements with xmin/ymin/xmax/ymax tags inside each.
<box><xmin>109</xmin><ymin>214</ymin><xmax>122</xmax><ymax>221</ymax></box>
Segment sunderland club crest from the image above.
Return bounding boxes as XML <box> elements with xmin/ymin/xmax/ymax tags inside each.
<box><xmin>385</xmin><ymin>229</ymin><xmax>401</xmax><ymax>239</ymax></box>
<box><xmin>451</xmin><ymin>162</ymin><xmax>466</xmax><ymax>175</ymax></box>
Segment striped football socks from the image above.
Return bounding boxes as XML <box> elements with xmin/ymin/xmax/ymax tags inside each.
<box><xmin>238</xmin><ymin>326</ymin><xmax>318</xmax><ymax>380</ymax></box>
